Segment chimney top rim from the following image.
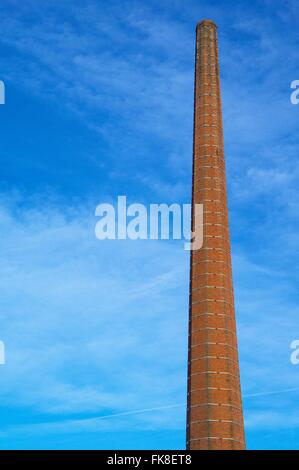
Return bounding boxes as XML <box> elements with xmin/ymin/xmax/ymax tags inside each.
<box><xmin>196</xmin><ymin>19</ymin><xmax>217</xmax><ymax>29</ymax></box>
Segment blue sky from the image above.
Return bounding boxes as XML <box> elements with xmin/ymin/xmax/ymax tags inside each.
<box><xmin>0</xmin><ymin>0</ymin><xmax>299</xmax><ymax>450</ymax></box>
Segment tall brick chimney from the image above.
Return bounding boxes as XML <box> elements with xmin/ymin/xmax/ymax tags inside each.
<box><xmin>186</xmin><ymin>20</ymin><xmax>246</xmax><ymax>450</ymax></box>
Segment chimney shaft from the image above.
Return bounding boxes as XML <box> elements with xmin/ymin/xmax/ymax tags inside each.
<box><xmin>186</xmin><ymin>20</ymin><xmax>246</xmax><ymax>450</ymax></box>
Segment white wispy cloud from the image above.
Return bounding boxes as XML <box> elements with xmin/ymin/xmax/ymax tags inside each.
<box><xmin>0</xmin><ymin>192</ymin><xmax>188</xmax><ymax>419</ymax></box>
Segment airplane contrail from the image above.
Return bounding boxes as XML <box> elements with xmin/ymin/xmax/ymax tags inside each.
<box><xmin>87</xmin><ymin>387</ymin><xmax>299</xmax><ymax>422</ymax></box>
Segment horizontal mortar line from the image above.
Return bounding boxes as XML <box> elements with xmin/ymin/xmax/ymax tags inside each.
<box><xmin>191</xmin><ymin>236</ymin><xmax>227</xmax><ymax>244</ymax></box>
<box><xmin>193</xmin><ymin>174</ymin><xmax>225</xmax><ymax>179</ymax></box>
<box><xmin>191</xmin><ymin>331</ymin><xmax>235</xmax><ymax>339</ymax></box>
<box><xmin>197</xmin><ymin>76</ymin><xmax>218</xmax><ymax>80</ymax></box>
<box><xmin>197</xmin><ymin>93</ymin><xmax>219</xmax><ymax>97</ymax></box>
<box><xmin>194</xmin><ymin>175</ymin><xmax>226</xmax><ymax>181</ymax></box>
<box><xmin>195</xmin><ymin>120</ymin><xmax>222</xmax><ymax>123</ymax></box>
<box><xmin>196</xmin><ymin>109</ymin><xmax>221</xmax><ymax>113</ymax></box>
<box><xmin>197</xmin><ymin>51</ymin><xmax>218</xmax><ymax>55</ymax></box>
<box><xmin>188</xmin><ymin>437</ymin><xmax>244</xmax><ymax>443</ymax></box>
<box><xmin>194</xmin><ymin>154</ymin><xmax>224</xmax><ymax>160</ymax></box>
<box><xmin>196</xmin><ymin>210</ymin><xmax>225</xmax><ymax>215</ymax></box>
<box><xmin>196</xmin><ymin>103</ymin><xmax>218</xmax><ymax>107</ymax></box>
<box><xmin>196</xmin><ymin>144</ymin><xmax>219</xmax><ymax>147</ymax></box>
<box><xmin>190</xmin><ymin>389</ymin><xmax>241</xmax><ymax>397</ymax></box>
<box><xmin>191</xmin><ymin>264</ymin><xmax>227</xmax><ymax>270</ymax></box>
<box><xmin>196</xmin><ymin>91</ymin><xmax>218</xmax><ymax>94</ymax></box>
<box><xmin>204</xmin><ymin>237</ymin><xmax>230</xmax><ymax>242</ymax></box>
<box><xmin>193</xmin><ymin>246</ymin><xmax>228</xmax><ymax>250</ymax></box>
<box><xmin>196</xmin><ymin>103</ymin><xmax>219</xmax><ymax>107</ymax></box>
<box><xmin>197</xmin><ymin>43</ymin><xmax>217</xmax><ymax>47</ymax></box>
<box><xmin>197</xmin><ymin>50</ymin><xmax>217</xmax><ymax>54</ymax></box>
<box><xmin>192</xmin><ymin>271</ymin><xmax>227</xmax><ymax>275</ymax></box>
<box><xmin>192</xmin><ymin>258</ymin><xmax>227</xmax><ymax>263</ymax></box>
<box><xmin>191</xmin><ymin>266</ymin><xmax>230</xmax><ymax>274</ymax></box>
<box><xmin>194</xmin><ymin>161</ymin><xmax>224</xmax><ymax>166</ymax></box>
<box><xmin>190</xmin><ymin>312</ymin><xmax>233</xmax><ymax>317</ymax></box>
<box><xmin>196</xmin><ymin>115</ymin><xmax>219</xmax><ymax>120</ymax></box>
<box><xmin>195</xmin><ymin>109</ymin><xmax>218</xmax><ymax>113</ymax></box>
<box><xmin>190</xmin><ymin>419</ymin><xmax>243</xmax><ymax>427</ymax></box>
<box><xmin>197</xmin><ymin>40</ymin><xmax>217</xmax><ymax>44</ymax></box>
<box><xmin>197</xmin><ymin>88</ymin><xmax>218</xmax><ymax>92</ymax></box>
<box><xmin>194</xmin><ymin>147</ymin><xmax>224</xmax><ymax>152</ymax></box>
<box><xmin>191</xmin><ymin>259</ymin><xmax>231</xmax><ymax>266</ymax></box>
<box><xmin>191</xmin><ymin>262</ymin><xmax>228</xmax><ymax>267</ymax></box>
<box><xmin>196</xmin><ymin>115</ymin><xmax>221</xmax><ymax>120</ymax></box>
<box><xmin>190</xmin><ymin>357</ymin><xmax>239</xmax><ymax>365</ymax></box>
<box><xmin>194</xmin><ymin>159</ymin><xmax>225</xmax><ymax>162</ymax></box>
<box><xmin>192</xmin><ymin>285</ymin><xmax>233</xmax><ymax>292</ymax></box>
<box><xmin>196</xmin><ymin>142</ymin><xmax>222</xmax><ymax>146</ymax></box>
<box><xmin>191</xmin><ymin>312</ymin><xmax>235</xmax><ymax>320</ymax></box>
<box><xmin>193</xmin><ymin>246</ymin><xmax>229</xmax><ymax>250</ymax></box>
<box><xmin>194</xmin><ymin>166</ymin><xmax>225</xmax><ymax>172</ymax></box>
<box><xmin>197</xmin><ymin>82</ymin><xmax>218</xmax><ymax>86</ymax></box>
<box><xmin>188</xmin><ymin>327</ymin><xmax>236</xmax><ymax>337</ymax></box>
<box><xmin>202</xmin><ymin>230</ymin><xmax>230</xmax><ymax>235</ymax></box>
<box><xmin>192</xmin><ymin>300</ymin><xmax>234</xmax><ymax>306</ymax></box>
<box><xmin>193</xmin><ymin>178</ymin><xmax>227</xmax><ymax>184</ymax></box>
<box><xmin>189</xmin><ymin>312</ymin><xmax>234</xmax><ymax>319</ymax></box>
<box><xmin>194</xmin><ymin>151</ymin><xmax>222</xmax><ymax>155</ymax></box>
<box><xmin>191</xmin><ymin>272</ymin><xmax>232</xmax><ymax>280</ymax></box>
<box><xmin>197</xmin><ymin>136</ymin><xmax>219</xmax><ymax>142</ymax></box>
<box><xmin>196</xmin><ymin>74</ymin><xmax>219</xmax><ymax>79</ymax></box>
<box><xmin>198</xmin><ymin>32</ymin><xmax>217</xmax><ymax>36</ymax></box>
<box><xmin>196</xmin><ymin>70</ymin><xmax>219</xmax><ymax>73</ymax></box>
<box><xmin>189</xmin><ymin>371</ymin><xmax>239</xmax><ymax>378</ymax></box>
<box><xmin>190</xmin><ymin>284</ymin><xmax>233</xmax><ymax>293</ymax></box>
<box><xmin>192</xmin><ymin>247</ymin><xmax>231</xmax><ymax>254</ymax></box>
<box><xmin>191</xmin><ymin>266</ymin><xmax>232</xmax><ymax>272</ymax></box>
<box><xmin>198</xmin><ymin>50</ymin><xmax>217</xmax><ymax>54</ymax></box>
<box><xmin>189</xmin><ymin>326</ymin><xmax>235</xmax><ymax>333</ymax></box>
<box><xmin>190</xmin><ymin>342</ymin><xmax>238</xmax><ymax>351</ymax></box>
<box><xmin>193</xmin><ymin>189</ymin><xmax>227</xmax><ymax>194</ymax></box>
<box><xmin>194</xmin><ymin>163</ymin><xmax>224</xmax><ymax>167</ymax></box>
<box><xmin>195</xmin><ymin>86</ymin><xmax>221</xmax><ymax>90</ymax></box>
<box><xmin>191</xmin><ymin>356</ymin><xmax>239</xmax><ymax>366</ymax></box>
<box><xmin>197</xmin><ymin>44</ymin><xmax>216</xmax><ymax>48</ymax></box>
<box><xmin>189</xmin><ymin>386</ymin><xmax>236</xmax><ymax>392</ymax></box>
<box><xmin>197</xmin><ymin>42</ymin><xmax>217</xmax><ymax>46</ymax></box>
<box><xmin>196</xmin><ymin>94</ymin><xmax>218</xmax><ymax>98</ymax></box>
<box><xmin>197</xmin><ymin>64</ymin><xmax>217</xmax><ymax>68</ymax></box>
<box><xmin>194</xmin><ymin>87</ymin><xmax>220</xmax><ymax>91</ymax></box>
<box><xmin>201</xmin><ymin>216</ymin><xmax>228</xmax><ymax>221</ymax></box>
<box><xmin>197</xmin><ymin>47</ymin><xmax>217</xmax><ymax>51</ymax></box>
<box><xmin>193</xmin><ymin>182</ymin><xmax>225</xmax><ymax>187</ymax></box>
<box><xmin>192</xmin><ymin>253</ymin><xmax>231</xmax><ymax>259</ymax></box>
<box><xmin>197</xmin><ymin>45</ymin><xmax>216</xmax><ymax>49</ymax></box>
<box><xmin>191</xmin><ymin>272</ymin><xmax>231</xmax><ymax>278</ymax></box>
<box><xmin>197</xmin><ymin>61</ymin><xmax>218</xmax><ymax>66</ymax></box>
<box><xmin>195</xmin><ymin>131</ymin><xmax>221</xmax><ymax>135</ymax></box>
<box><xmin>194</xmin><ymin>166</ymin><xmax>224</xmax><ymax>172</ymax></box>
<box><xmin>196</xmin><ymin>51</ymin><xmax>217</xmax><ymax>55</ymax></box>
<box><xmin>195</xmin><ymin>96</ymin><xmax>219</xmax><ymax>100</ymax></box>
<box><xmin>198</xmin><ymin>52</ymin><xmax>218</xmax><ymax>56</ymax></box>
<box><xmin>202</xmin><ymin>228</ymin><xmax>229</xmax><ymax>233</ymax></box>
<box><xmin>193</xmin><ymin>142</ymin><xmax>224</xmax><ymax>146</ymax></box>
<box><xmin>192</xmin><ymin>246</ymin><xmax>231</xmax><ymax>252</ymax></box>
<box><xmin>189</xmin><ymin>403</ymin><xmax>242</xmax><ymax>410</ymax></box>
<box><xmin>192</xmin><ymin>171</ymin><xmax>226</xmax><ymax>174</ymax></box>
<box><xmin>195</xmin><ymin>199</ymin><xmax>226</xmax><ymax>203</ymax></box>
<box><xmin>202</xmin><ymin>223</ymin><xmax>228</xmax><ymax>227</ymax></box>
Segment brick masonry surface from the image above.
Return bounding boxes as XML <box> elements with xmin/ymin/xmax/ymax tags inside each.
<box><xmin>186</xmin><ymin>20</ymin><xmax>246</xmax><ymax>450</ymax></box>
